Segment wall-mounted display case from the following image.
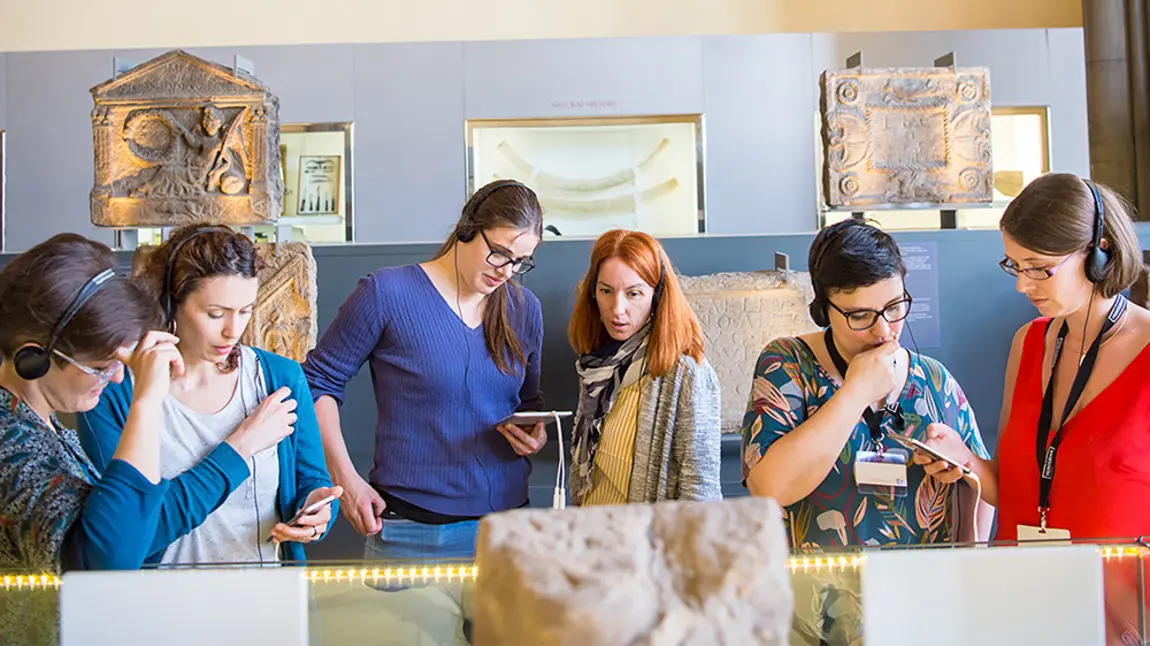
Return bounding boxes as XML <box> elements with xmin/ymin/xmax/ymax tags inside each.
<box><xmin>818</xmin><ymin>106</ymin><xmax>1051</xmax><ymax>231</ymax></box>
<box><xmin>466</xmin><ymin>115</ymin><xmax>706</xmax><ymax>238</ymax></box>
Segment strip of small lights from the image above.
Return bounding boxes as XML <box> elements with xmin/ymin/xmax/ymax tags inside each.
<box><xmin>2</xmin><ymin>574</ymin><xmax>61</xmax><ymax>590</ymax></box>
<box><xmin>787</xmin><ymin>555</ymin><xmax>866</xmax><ymax>572</ymax></box>
<box><xmin>305</xmin><ymin>565</ymin><xmax>480</xmax><ymax>585</ymax></box>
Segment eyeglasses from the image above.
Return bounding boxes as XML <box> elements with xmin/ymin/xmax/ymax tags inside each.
<box><xmin>999</xmin><ymin>254</ymin><xmax>1076</xmax><ymax>281</ymax></box>
<box><xmin>479</xmin><ymin>229</ymin><xmax>535</xmax><ymax>275</ymax></box>
<box><xmin>53</xmin><ymin>350</ymin><xmax>122</xmax><ymax>385</ymax></box>
<box><xmin>828</xmin><ymin>296</ymin><xmax>913</xmax><ymax>331</ymax></box>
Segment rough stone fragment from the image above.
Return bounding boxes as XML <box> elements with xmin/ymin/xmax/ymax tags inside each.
<box><xmin>473</xmin><ymin>497</ymin><xmax>792</xmax><ymax>646</ymax></box>
<box><xmin>820</xmin><ymin>65</ymin><xmax>993</xmax><ymax>208</ymax></box>
<box><xmin>89</xmin><ymin>50</ymin><xmax>283</xmax><ymax>227</ymax></box>
<box><xmin>131</xmin><ymin>241</ymin><xmax>316</xmax><ymax>362</ymax></box>
<box><xmin>679</xmin><ymin>270</ymin><xmax>819</xmax><ymax>434</ymax></box>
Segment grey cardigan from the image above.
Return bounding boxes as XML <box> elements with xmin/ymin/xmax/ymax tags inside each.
<box><xmin>583</xmin><ymin>354</ymin><xmax>723</xmax><ymax>504</ymax></box>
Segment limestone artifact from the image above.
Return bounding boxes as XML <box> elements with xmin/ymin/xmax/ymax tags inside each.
<box><xmin>90</xmin><ymin>50</ymin><xmax>283</xmax><ymax>227</ymax></box>
<box><xmin>820</xmin><ymin>65</ymin><xmax>993</xmax><ymax>208</ymax></box>
<box><xmin>472</xmin><ymin>496</ymin><xmax>793</xmax><ymax>645</ymax></box>
<box><xmin>679</xmin><ymin>270</ymin><xmax>819</xmax><ymax>434</ymax></box>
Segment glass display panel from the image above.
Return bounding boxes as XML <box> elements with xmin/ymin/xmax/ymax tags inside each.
<box><xmin>467</xmin><ymin>115</ymin><xmax>705</xmax><ymax>238</ymax></box>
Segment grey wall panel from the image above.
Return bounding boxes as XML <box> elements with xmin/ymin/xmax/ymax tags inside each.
<box><xmin>463</xmin><ymin>36</ymin><xmax>705</xmax><ymax>119</ymax></box>
<box><xmin>352</xmin><ymin>42</ymin><xmax>466</xmax><ymax>244</ymax></box>
<box><xmin>0</xmin><ymin>53</ymin><xmax>7</xmax><ymax>130</ymax></box>
<box><xmin>702</xmin><ymin>34</ymin><xmax>818</xmax><ymax>235</ymax></box>
<box><xmin>5</xmin><ymin>50</ymin><xmax>114</xmax><ymax>252</ymax></box>
<box><xmin>1047</xmin><ymin>28</ymin><xmax>1092</xmax><ymax>176</ymax></box>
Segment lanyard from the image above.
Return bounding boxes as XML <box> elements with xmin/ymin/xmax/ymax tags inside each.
<box><xmin>825</xmin><ymin>327</ymin><xmax>893</xmax><ymax>449</ymax></box>
<box><xmin>1035</xmin><ymin>294</ymin><xmax>1127</xmax><ymax>529</ymax></box>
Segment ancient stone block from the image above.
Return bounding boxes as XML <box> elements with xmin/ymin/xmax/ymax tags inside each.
<box><xmin>820</xmin><ymin>66</ymin><xmax>993</xmax><ymax>208</ymax></box>
<box><xmin>472</xmin><ymin>496</ymin><xmax>792</xmax><ymax>646</ymax></box>
<box><xmin>131</xmin><ymin>242</ymin><xmax>316</xmax><ymax>363</ymax></box>
<box><xmin>90</xmin><ymin>50</ymin><xmax>283</xmax><ymax>227</ymax></box>
<box><xmin>679</xmin><ymin>271</ymin><xmax>819</xmax><ymax>434</ymax></box>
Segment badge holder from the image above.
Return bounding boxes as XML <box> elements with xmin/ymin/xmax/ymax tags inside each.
<box><xmin>854</xmin><ymin>433</ymin><xmax>909</xmax><ymax>499</ymax></box>
<box><xmin>1017</xmin><ymin>507</ymin><xmax>1071</xmax><ymax>543</ymax></box>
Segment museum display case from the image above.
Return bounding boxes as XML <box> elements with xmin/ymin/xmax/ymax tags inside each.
<box><xmin>466</xmin><ymin>115</ymin><xmax>705</xmax><ymax>238</ymax></box>
<box><xmin>4</xmin><ymin>537</ymin><xmax>1147</xmax><ymax>645</ymax></box>
<box><xmin>819</xmin><ymin>106</ymin><xmax>1052</xmax><ymax>231</ymax></box>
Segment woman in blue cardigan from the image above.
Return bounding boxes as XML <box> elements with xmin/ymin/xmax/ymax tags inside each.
<box><xmin>78</xmin><ymin>225</ymin><xmax>339</xmax><ymax>565</ymax></box>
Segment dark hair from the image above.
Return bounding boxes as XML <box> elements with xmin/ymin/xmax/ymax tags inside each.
<box><xmin>808</xmin><ymin>219</ymin><xmax>907</xmax><ymax>326</ymax></box>
<box><xmin>140</xmin><ymin>224</ymin><xmax>263</xmax><ymax>373</ymax></box>
<box><xmin>0</xmin><ymin>234</ymin><xmax>160</xmax><ymax>363</ymax></box>
<box><xmin>433</xmin><ymin>179</ymin><xmax>543</xmax><ymax>375</ymax></box>
<box><xmin>1000</xmin><ymin>173</ymin><xmax>1142</xmax><ymax>298</ymax></box>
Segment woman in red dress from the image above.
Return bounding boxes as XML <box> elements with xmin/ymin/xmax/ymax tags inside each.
<box><xmin>917</xmin><ymin>173</ymin><xmax>1150</xmax><ymax>643</ymax></box>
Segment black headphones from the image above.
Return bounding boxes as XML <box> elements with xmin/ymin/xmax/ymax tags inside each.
<box><xmin>14</xmin><ymin>267</ymin><xmax>118</xmax><ymax>380</ymax></box>
<box><xmin>162</xmin><ymin>225</ymin><xmax>234</xmax><ymax>325</ymax></box>
<box><xmin>1083</xmin><ymin>179</ymin><xmax>1110</xmax><ymax>284</ymax></box>
<box><xmin>456</xmin><ymin>179</ymin><xmax>533</xmax><ymax>243</ymax></box>
<box><xmin>807</xmin><ymin>220</ymin><xmax>867</xmax><ymax>328</ymax></box>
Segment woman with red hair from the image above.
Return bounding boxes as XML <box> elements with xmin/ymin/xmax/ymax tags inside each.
<box><xmin>567</xmin><ymin>229</ymin><xmax>721</xmax><ymax>505</ymax></box>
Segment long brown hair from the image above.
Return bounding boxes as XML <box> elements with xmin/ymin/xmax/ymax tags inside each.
<box><xmin>1000</xmin><ymin>173</ymin><xmax>1142</xmax><ymax>298</ymax></box>
<box><xmin>568</xmin><ymin>229</ymin><xmax>704</xmax><ymax>377</ymax></box>
<box><xmin>140</xmin><ymin>224</ymin><xmax>263</xmax><ymax>373</ymax></box>
<box><xmin>433</xmin><ymin>180</ymin><xmax>543</xmax><ymax>375</ymax></box>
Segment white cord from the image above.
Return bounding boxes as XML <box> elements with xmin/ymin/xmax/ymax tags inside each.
<box><xmin>962</xmin><ymin>470</ymin><xmax>983</xmax><ymax>544</ymax></box>
<box><xmin>552</xmin><ymin>412</ymin><xmax>566</xmax><ymax>509</ymax></box>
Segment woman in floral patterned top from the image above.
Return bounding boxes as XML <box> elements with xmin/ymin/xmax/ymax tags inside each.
<box><xmin>741</xmin><ymin>220</ymin><xmax>992</xmax><ymax>549</ymax></box>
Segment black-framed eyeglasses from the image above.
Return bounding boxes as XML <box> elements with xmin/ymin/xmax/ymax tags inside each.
<box><xmin>479</xmin><ymin>230</ymin><xmax>535</xmax><ymax>275</ymax></box>
<box><xmin>998</xmin><ymin>254</ymin><xmax>1075</xmax><ymax>281</ymax></box>
<box><xmin>828</xmin><ymin>295</ymin><xmax>913</xmax><ymax>331</ymax></box>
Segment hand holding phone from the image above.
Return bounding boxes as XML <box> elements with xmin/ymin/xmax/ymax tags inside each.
<box><xmin>286</xmin><ymin>493</ymin><xmax>339</xmax><ymax>526</ymax></box>
<box><xmin>266</xmin><ymin>486</ymin><xmax>342</xmax><ymax>544</ymax></box>
<box><xmin>890</xmin><ymin>433</ymin><xmax>972</xmax><ymax>476</ymax></box>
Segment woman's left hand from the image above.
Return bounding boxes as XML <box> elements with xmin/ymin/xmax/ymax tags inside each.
<box><xmin>269</xmin><ymin>485</ymin><xmax>344</xmax><ymax>544</ymax></box>
<box><xmin>496</xmin><ymin>422</ymin><xmax>547</xmax><ymax>456</ymax></box>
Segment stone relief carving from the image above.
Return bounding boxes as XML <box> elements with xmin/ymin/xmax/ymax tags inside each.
<box><xmin>473</xmin><ymin>497</ymin><xmax>793</xmax><ymax>645</ymax></box>
<box><xmin>90</xmin><ymin>50</ymin><xmax>283</xmax><ymax>227</ymax></box>
<box><xmin>130</xmin><ymin>242</ymin><xmax>316</xmax><ymax>363</ymax></box>
<box><xmin>680</xmin><ymin>270</ymin><xmax>819</xmax><ymax>434</ymax></box>
<box><xmin>820</xmin><ymin>66</ymin><xmax>993</xmax><ymax>208</ymax></box>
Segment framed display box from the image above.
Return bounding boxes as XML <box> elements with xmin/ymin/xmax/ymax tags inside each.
<box><xmin>265</xmin><ymin>121</ymin><xmax>354</xmax><ymax>244</ymax></box>
<box><xmin>466</xmin><ymin>115</ymin><xmax>706</xmax><ymax>237</ymax></box>
<box><xmin>818</xmin><ymin>106</ymin><xmax>1051</xmax><ymax>231</ymax></box>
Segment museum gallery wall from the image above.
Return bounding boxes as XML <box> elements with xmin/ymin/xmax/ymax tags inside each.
<box><xmin>0</xmin><ymin>28</ymin><xmax>1087</xmax><ymax>251</ymax></box>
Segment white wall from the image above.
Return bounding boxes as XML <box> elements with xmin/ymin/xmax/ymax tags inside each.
<box><xmin>0</xmin><ymin>29</ymin><xmax>1090</xmax><ymax>251</ymax></box>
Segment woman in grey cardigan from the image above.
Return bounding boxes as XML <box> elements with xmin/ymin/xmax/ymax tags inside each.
<box><xmin>567</xmin><ymin>229</ymin><xmax>722</xmax><ymax>505</ymax></box>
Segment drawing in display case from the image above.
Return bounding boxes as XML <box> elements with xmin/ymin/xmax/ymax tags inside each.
<box><xmin>466</xmin><ymin>115</ymin><xmax>706</xmax><ymax>238</ymax></box>
<box><xmin>258</xmin><ymin>121</ymin><xmax>354</xmax><ymax>244</ymax></box>
<box><xmin>818</xmin><ymin>106</ymin><xmax>1050</xmax><ymax>230</ymax></box>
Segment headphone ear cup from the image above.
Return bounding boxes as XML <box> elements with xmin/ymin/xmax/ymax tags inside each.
<box><xmin>456</xmin><ymin>226</ymin><xmax>477</xmax><ymax>243</ymax></box>
<box><xmin>1086</xmin><ymin>246</ymin><xmax>1109</xmax><ymax>284</ymax></box>
<box><xmin>809</xmin><ymin>300</ymin><xmax>830</xmax><ymax>328</ymax></box>
<box><xmin>13</xmin><ymin>346</ymin><xmax>51</xmax><ymax>381</ymax></box>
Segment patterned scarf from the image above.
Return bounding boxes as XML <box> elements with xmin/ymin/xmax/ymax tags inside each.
<box><xmin>570</xmin><ymin>324</ymin><xmax>651</xmax><ymax>504</ymax></box>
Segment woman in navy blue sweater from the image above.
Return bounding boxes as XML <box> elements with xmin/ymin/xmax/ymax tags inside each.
<box><xmin>303</xmin><ymin>179</ymin><xmax>547</xmax><ymax>561</ymax></box>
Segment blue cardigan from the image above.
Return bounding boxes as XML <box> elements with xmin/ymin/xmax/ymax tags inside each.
<box><xmin>76</xmin><ymin>347</ymin><xmax>336</xmax><ymax>565</ymax></box>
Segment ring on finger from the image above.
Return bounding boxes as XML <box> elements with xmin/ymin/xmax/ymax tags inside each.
<box><xmin>310</xmin><ymin>525</ymin><xmax>319</xmax><ymax>539</ymax></box>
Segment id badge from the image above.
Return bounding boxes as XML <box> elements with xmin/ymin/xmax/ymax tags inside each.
<box><xmin>1017</xmin><ymin>524</ymin><xmax>1072</xmax><ymax>543</ymax></box>
<box><xmin>854</xmin><ymin>449</ymin><xmax>909</xmax><ymax>498</ymax></box>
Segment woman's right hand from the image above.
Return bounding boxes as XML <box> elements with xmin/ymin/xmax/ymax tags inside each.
<box><xmin>338</xmin><ymin>471</ymin><xmax>386</xmax><ymax>537</ymax></box>
<box><xmin>115</xmin><ymin>331</ymin><xmax>184</xmax><ymax>405</ymax></box>
<box><xmin>226</xmin><ymin>386</ymin><xmax>297</xmax><ymax>459</ymax></box>
<box><xmin>841</xmin><ymin>340</ymin><xmax>902</xmax><ymax>406</ymax></box>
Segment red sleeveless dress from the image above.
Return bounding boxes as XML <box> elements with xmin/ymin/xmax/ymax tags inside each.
<box><xmin>996</xmin><ymin>318</ymin><xmax>1150</xmax><ymax>540</ymax></box>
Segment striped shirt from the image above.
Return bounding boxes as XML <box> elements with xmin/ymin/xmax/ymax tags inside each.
<box><xmin>583</xmin><ymin>377</ymin><xmax>647</xmax><ymax>505</ymax></box>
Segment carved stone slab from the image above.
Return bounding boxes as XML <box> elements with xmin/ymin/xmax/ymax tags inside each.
<box><xmin>680</xmin><ymin>270</ymin><xmax>819</xmax><ymax>434</ymax></box>
<box><xmin>820</xmin><ymin>66</ymin><xmax>993</xmax><ymax>208</ymax></box>
<box><xmin>90</xmin><ymin>50</ymin><xmax>283</xmax><ymax>227</ymax></box>
<box><xmin>130</xmin><ymin>242</ymin><xmax>316</xmax><ymax>363</ymax></box>
<box><xmin>473</xmin><ymin>497</ymin><xmax>793</xmax><ymax>646</ymax></box>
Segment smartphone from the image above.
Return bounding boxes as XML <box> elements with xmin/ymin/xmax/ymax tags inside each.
<box><xmin>497</xmin><ymin>411</ymin><xmax>573</xmax><ymax>427</ymax></box>
<box><xmin>889</xmin><ymin>434</ymin><xmax>972</xmax><ymax>475</ymax></box>
<box><xmin>285</xmin><ymin>494</ymin><xmax>338</xmax><ymax>527</ymax></box>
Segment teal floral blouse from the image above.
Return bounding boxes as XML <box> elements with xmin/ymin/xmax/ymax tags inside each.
<box><xmin>741</xmin><ymin>337</ymin><xmax>989</xmax><ymax>548</ymax></box>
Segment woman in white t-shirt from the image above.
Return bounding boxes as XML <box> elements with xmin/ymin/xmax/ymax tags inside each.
<box><xmin>78</xmin><ymin>225</ymin><xmax>340</xmax><ymax>565</ymax></box>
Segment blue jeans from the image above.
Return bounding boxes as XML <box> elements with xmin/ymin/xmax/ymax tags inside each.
<box><xmin>363</xmin><ymin>517</ymin><xmax>480</xmax><ymax>563</ymax></box>
<box><xmin>362</xmin><ymin>517</ymin><xmax>479</xmax><ymax>645</ymax></box>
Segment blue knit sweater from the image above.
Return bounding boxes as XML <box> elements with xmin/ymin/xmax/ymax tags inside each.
<box><xmin>302</xmin><ymin>264</ymin><xmax>544</xmax><ymax>517</ymax></box>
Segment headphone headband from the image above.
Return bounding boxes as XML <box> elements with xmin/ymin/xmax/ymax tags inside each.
<box><xmin>1082</xmin><ymin>179</ymin><xmax>1109</xmax><ymax>284</ymax></box>
<box><xmin>14</xmin><ymin>266</ymin><xmax>118</xmax><ymax>380</ymax></box>
<box><xmin>162</xmin><ymin>225</ymin><xmax>235</xmax><ymax>323</ymax></box>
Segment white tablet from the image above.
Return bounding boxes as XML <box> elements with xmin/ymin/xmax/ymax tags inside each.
<box><xmin>498</xmin><ymin>411</ymin><xmax>573</xmax><ymax>427</ymax></box>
